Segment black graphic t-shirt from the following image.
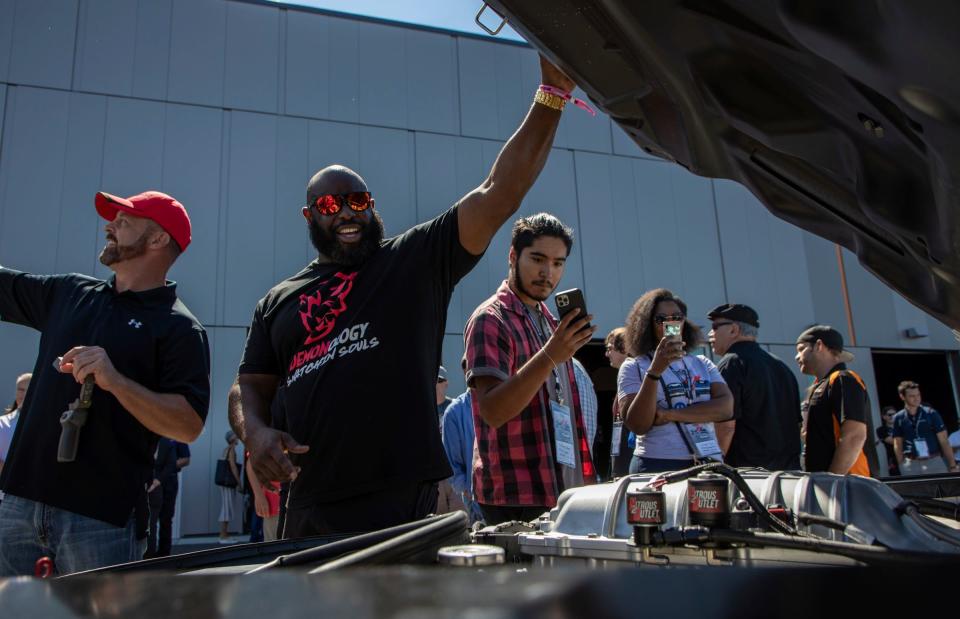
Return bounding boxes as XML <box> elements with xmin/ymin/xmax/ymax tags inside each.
<box><xmin>239</xmin><ymin>206</ymin><xmax>480</xmax><ymax>506</ymax></box>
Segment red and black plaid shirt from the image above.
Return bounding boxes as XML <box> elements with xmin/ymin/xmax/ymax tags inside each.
<box><xmin>464</xmin><ymin>281</ymin><xmax>595</xmax><ymax>507</ymax></box>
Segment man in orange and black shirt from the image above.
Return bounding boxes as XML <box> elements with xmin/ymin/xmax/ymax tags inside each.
<box><xmin>795</xmin><ymin>326</ymin><xmax>873</xmax><ymax>476</ymax></box>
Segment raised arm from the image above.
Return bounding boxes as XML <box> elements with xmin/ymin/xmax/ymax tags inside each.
<box><xmin>457</xmin><ymin>56</ymin><xmax>577</xmax><ymax>255</ymax></box>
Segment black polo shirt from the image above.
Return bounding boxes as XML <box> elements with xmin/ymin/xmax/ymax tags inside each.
<box><xmin>803</xmin><ymin>363</ymin><xmax>871</xmax><ymax>476</ymax></box>
<box><xmin>717</xmin><ymin>341</ymin><xmax>802</xmax><ymax>470</ymax></box>
<box><xmin>0</xmin><ymin>268</ymin><xmax>210</xmax><ymax>526</ymax></box>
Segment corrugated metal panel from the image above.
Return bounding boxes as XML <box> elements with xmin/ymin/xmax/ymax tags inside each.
<box><xmin>167</xmin><ymin>0</ymin><xmax>226</xmax><ymax>107</ymax></box>
<box><xmin>358</xmin><ymin>125</ymin><xmax>416</xmax><ymax>237</ymax></box>
<box><xmin>274</xmin><ymin>116</ymin><xmax>311</xmax><ymax>281</ymax></box>
<box><xmin>131</xmin><ymin>0</ymin><xmax>173</xmax><ymax>101</ymax></box>
<box><xmin>222</xmin><ymin>111</ymin><xmax>278</xmax><ymax>326</ymax></box>
<box><xmin>74</xmin><ymin>0</ymin><xmax>137</xmax><ymax>96</ymax></box>
<box><xmin>0</xmin><ymin>87</ymin><xmax>71</xmax><ymax>275</ymax></box>
<box><xmin>7</xmin><ymin>0</ymin><xmax>77</xmax><ymax>89</ymax></box>
<box><xmin>0</xmin><ymin>1</ymin><xmax>14</xmax><ymax>83</ymax></box>
<box><xmin>404</xmin><ymin>30</ymin><xmax>459</xmax><ymax>134</ymax></box>
<box><xmin>223</xmin><ymin>1</ymin><xmax>280</xmax><ymax>114</ymax></box>
<box><xmin>54</xmin><ymin>92</ymin><xmax>107</xmax><ymax>276</ymax></box>
<box><xmin>162</xmin><ymin>103</ymin><xmax>224</xmax><ymax>325</ymax></box>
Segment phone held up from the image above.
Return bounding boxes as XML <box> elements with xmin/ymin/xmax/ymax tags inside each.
<box><xmin>663</xmin><ymin>320</ymin><xmax>683</xmax><ymax>342</ymax></box>
<box><xmin>554</xmin><ymin>288</ymin><xmax>591</xmax><ymax>332</ymax></box>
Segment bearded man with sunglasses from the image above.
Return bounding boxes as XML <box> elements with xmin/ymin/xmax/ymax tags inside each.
<box><xmin>229</xmin><ymin>57</ymin><xmax>578</xmax><ymax>537</ymax></box>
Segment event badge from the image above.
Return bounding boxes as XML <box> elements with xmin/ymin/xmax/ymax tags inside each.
<box><xmin>914</xmin><ymin>438</ymin><xmax>930</xmax><ymax>459</ymax></box>
<box><xmin>684</xmin><ymin>423</ymin><xmax>722</xmax><ymax>458</ymax></box>
<box><xmin>611</xmin><ymin>420</ymin><xmax>623</xmax><ymax>456</ymax></box>
<box><xmin>551</xmin><ymin>401</ymin><xmax>577</xmax><ymax>468</ymax></box>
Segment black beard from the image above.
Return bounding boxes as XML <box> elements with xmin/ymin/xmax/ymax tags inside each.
<box><xmin>309</xmin><ymin>212</ymin><xmax>385</xmax><ymax>267</ymax></box>
<box><xmin>510</xmin><ymin>264</ymin><xmax>551</xmax><ymax>303</ymax></box>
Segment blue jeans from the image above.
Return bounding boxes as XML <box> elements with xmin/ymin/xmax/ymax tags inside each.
<box><xmin>0</xmin><ymin>495</ymin><xmax>138</xmax><ymax>576</ymax></box>
<box><xmin>629</xmin><ymin>455</ymin><xmax>697</xmax><ymax>474</ymax></box>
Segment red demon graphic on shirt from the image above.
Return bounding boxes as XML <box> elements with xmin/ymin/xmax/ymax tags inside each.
<box><xmin>298</xmin><ymin>272</ymin><xmax>356</xmax><ymax>345</ymax></box>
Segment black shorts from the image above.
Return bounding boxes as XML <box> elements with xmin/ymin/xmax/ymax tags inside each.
<box><xmin>282</xmin><ymin>481</ymin><xmax>439</xmax><ymax>538</ymax></box>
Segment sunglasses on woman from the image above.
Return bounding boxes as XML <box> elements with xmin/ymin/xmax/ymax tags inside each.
<box><xmin>654</xmin><ymin>313</ymin><xmax>685</xmax><ymax>324</ymax></box>
<box><xmin>312</xmin><ymin>192</ymin><xmax>373</xmax><ymax>216</ymax></box>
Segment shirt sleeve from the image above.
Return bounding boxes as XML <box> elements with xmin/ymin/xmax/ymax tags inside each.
<box><xmin>928</xmin><ymin>409</ymin><xmax>946</xmax><ymax>433</ymax></box>
<box><xmin>699</xmin><ymin>356</ymin><xmax>726</xmax><ymax>384</ymax></box>
<box><xmin>718</xmin><ymin>356</ymin><xmax>744</xmax><ymax>421</ymax></box>
<box><xmin>464</xmin><ymin>310</ymin><xmax>514</xmax><ymax>386</ymax></box>
<box><xmin>831</xmin><ymin>373</ymin><xmax>868</xmax><ymax>425</ymax></box>
<box><xmin>408</xmin><ymin>204</ymin><xmax>484</xmax><ymax>291</ymax></box>
<box><xmin>238</xmin><ymin>300</ymin><xmax>282</xmax><ymax>376</ymax></box>
<box><xmin>616</xmin><ymin>357</ymin><xmax>642</xmax><ymax>400</ymax></box>
<box><xmin>157</xmin><ymin>324</ymin><xmax>211</xmax><ymax>422</ymax></box>
<box><xmin>0</xmin><ymin>267</ymin><xmax>60</xmax><ymax>330</ymax></box>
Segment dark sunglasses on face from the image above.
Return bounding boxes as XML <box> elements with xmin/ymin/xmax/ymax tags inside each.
<box><xmin>710</xmin><ymin>322</ymin><xmax>734</xmax><ymax>330</ymax></box>
<box><xmin>312</xmin><ymin>192</ymin><xmax>373</xmax><ymax>216</ymax></box>
<box><xmin>654</xmin><ymin>313</ymin><xmax>685</xmax><ymax>324</ymax></box>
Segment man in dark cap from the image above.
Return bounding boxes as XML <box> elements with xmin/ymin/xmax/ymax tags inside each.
<box><xmin>230</xmin><ymin>57</ymin><xmax>579</xmax><ymax>537</ymax></box>
<box><xmin>0</xmin><ymin>190</ymin><xmax>210</xmax><ymax>575</ymax></box>
<box><xmin>794</xmin><ymin>325</ymin><xmax>873</xmax><ymax>476</ymax></box>
<box><xmin>708</xmin><ymin>304</ymin><xmax>801</xmax><ymax>470</ymax></box>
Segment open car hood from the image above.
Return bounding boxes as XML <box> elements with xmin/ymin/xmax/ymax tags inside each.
<box><xmin>486</xmin><ymin>0</ymin><xmax>960</xmax><ymax>328</ymax></box>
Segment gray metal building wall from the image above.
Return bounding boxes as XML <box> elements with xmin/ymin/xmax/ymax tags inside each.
<box><xmin>0</xmin><ymin>0</ymin><xmax>955</xmax><ymax>535</ymax></box>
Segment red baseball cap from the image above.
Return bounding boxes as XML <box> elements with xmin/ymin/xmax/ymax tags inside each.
<box><xmin>95</xmin><ymin>190</ymin><xmax>192</xmax><ymax>251</ymax></box>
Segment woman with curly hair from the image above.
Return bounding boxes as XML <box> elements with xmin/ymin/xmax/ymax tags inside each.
<box><xmin>617</xmin><ymin>289</ymin><xmax>732</xmax><ymax>473</ymax></box>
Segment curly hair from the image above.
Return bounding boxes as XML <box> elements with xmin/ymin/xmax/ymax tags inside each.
<box><xmin>624</xmin><ymin>288</ymin><xmax>703</xmax><ymax>357</ymax></box>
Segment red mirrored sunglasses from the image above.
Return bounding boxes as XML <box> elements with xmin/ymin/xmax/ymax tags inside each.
<box><xmin>312</xmin><ymin>192</ymin><xmax>373</xmax><ymax>216</ymax></box>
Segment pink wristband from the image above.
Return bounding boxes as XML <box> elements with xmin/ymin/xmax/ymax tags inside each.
<box><xmin>538</xmin><ymin>84</ymin><xmax>596</xmax><ymax>116</ymax></box>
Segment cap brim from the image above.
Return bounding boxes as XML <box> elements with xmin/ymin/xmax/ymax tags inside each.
<box><xmin>95</xmin><ymin>191</ymin><xmax>136</xmax><ymax>221</ymax></box>
<box><xmin>838</xmin><ymin>350</ymin><xmax>855</xmax><ymax>363</ymax></box>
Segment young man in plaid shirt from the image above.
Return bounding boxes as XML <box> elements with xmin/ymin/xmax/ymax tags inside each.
<box><xmin>464</xmin><ymin>214</ymin><xmax>597</xmax><ymax>524</ymax></box>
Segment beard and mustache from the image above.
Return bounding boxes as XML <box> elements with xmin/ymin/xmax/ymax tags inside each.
<box><xmin>510</xmin><ymin>263</ymin><xmax>555</xmax><ymax>302</ymax></box>
<box><xmin>99</xmin><ymin>232</ymin><xmax>148</xmax><ymax>266</ymax></box>
<box><xmin>308</xmin><ymin>211</ymin><xmax>385</xmax><ymax>267</ymax></box>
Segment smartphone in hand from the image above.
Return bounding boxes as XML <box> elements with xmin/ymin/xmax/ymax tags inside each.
<box><xmin>663</xmin><ymin>320</ymin><xmax>683</xmax><ymax>341</ymax></box>
<box><xmin>555</xmin><ymin>288</ymin><xmax>591</xmax><ymax>332</ymax></box>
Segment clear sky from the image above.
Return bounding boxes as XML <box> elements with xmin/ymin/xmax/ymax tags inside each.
<box><xmin>266</xmin><ymin>0</ymin><xmax>524</xmax><ymax>41</ymax></box>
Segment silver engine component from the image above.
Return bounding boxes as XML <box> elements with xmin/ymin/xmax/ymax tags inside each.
<box><xmin>517</xmin><ymin>470</ymin><xmax>960</xmax><ymax>568</ymax></box>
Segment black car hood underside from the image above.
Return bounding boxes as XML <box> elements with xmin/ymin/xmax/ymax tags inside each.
<box><xmin>488</xmin><ymin>0</ymin><xmax>960</xmax><ymax>329</ymax></box>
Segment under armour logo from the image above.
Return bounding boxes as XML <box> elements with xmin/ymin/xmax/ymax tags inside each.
<box><xmin>128</xmin><ymin>319</ymin><xmax>142</xmax><ymax>329</ymax></box>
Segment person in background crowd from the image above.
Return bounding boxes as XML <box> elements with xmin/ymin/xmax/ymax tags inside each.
<box><xmin>436</xmin><ymin>366</ymin><xmax>453</xmax><ymax>424</ymax></box>
<box><xmin>441</xmin><ymin>385</ymin><xmax>482</xmax><ymax>524</ymax></box>
<box><xmin>465</xmin><ymin>213</ymin><xmax>596</xmax><ymax>524</ymax></box>
<box><xmin>0</xmin><ymin>190</ymin><xmax>210</xmax><ymax>576</ymax></box>
<box><xmin>572</xmin><ymin>358</ymin><xmax>598</xmax><ymax>463</ymax></box>
<box><xmin>0</xmin><ymin>374</ymin><xmax>30</xmax><ymax>478</ymax></box>
<box><xmin>876</xmin><ymin>406</ymin><xmax>900</xmax><ymax>476</ymax></box>
<box><xmin>231</xmin><ymin>57</ymin><xmax>579</xmax><ymax>538</ymax></box>
<box><xmin>618</xmin><ymin>289</ymin><xmax>732</xmax><ymax>473</ymax></box>
<box><xmin>145</xmin><ymin>438</ymin><xmax>190</xmax><ymax>558</ymax></box>
<box><xmin>246</xmin><ymin>458</ymin><xmax>281</xmax><ymax>541</ymax></box>
<box><xmin>707</xmin><ymin>304</ymin><xmax>801</xmax><ymax>470</ymax></box>
<box><xmin>218</xmin><ymin>431</ymin><xmax>242</xmax><ymax>544</ymax></box>
<box><xmin>795</xmin><ymin>326</ymin><xmax>872</xmax><ymax>476</ymax></box>
<box><xmin>605</xmin><ymin>328</ymin><xmax>633</xmax><ymax>478</ymax></box>
<box><xmin>892</xmin><ymin>381</ymin><xmax>957</xmax><ymax>475</ymax></box>
<box><xmin>0</xmin><ymin>373</ymin><xmax>31</xmax><ymax>500</ymax></box>
<box><xmin>435</xmin><ymin>365</ymin><xmax>465</xmax><ymax>515</ymax></box>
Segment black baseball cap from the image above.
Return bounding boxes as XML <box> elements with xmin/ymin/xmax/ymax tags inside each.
<box><xmin>796</xmin><ymin>325</ymin><xmax>855</xmax><ymax>362</ymax></box>
<box><xmin>707</xmin><ymin>303</ymin><xmax>759</xmax><ymax>328</ymax></box>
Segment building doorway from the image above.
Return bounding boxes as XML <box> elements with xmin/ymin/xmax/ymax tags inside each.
<box><xmin>871</xmin><ymin>350</ymin><xmax>959</xmax><ymax>434</ymax></box>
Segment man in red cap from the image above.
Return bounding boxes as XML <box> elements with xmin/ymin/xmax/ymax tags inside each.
<box><xmin>0</xmin><ymin>190</ymin><xmax>210</xmax><ymax>575</ymax></box>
